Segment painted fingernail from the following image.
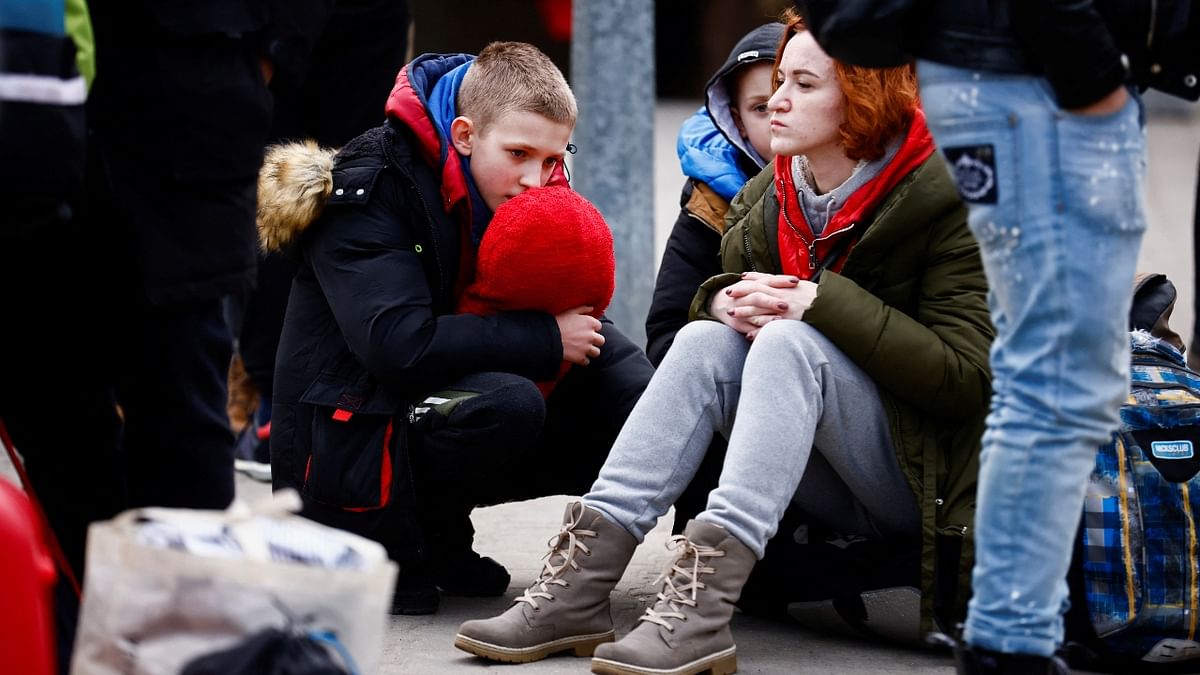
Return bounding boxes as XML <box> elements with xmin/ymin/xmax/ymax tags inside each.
<box><xmin>725</xmin><ymin>288</ymin><xmax>732</xmax><ymax>295</ymax></box>
<box><xmin>778</xmin><ymin>302</ymin><xmax>788</xmax><ymax>310</ymax></box>
<box><xmin>790</xmin><ymin>277</ymin><xmax>800</xmax><ymax>283</ymax></box>
<box><xmin>727</xmin><ymin>309</ymin><xmax>735</xmax><ymax>316</ymax></box>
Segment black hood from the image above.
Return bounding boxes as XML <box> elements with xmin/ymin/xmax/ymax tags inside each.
<box><xmin>704</xmin><ymin>22</ymin><xmax>785</xmax><ymax>168</ymax></box>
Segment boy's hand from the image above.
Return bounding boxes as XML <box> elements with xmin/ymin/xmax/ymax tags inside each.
<box><xmin>556</xmin><ymin>306</ymin><xmax>604</xmax><ymax>366</ymax></box>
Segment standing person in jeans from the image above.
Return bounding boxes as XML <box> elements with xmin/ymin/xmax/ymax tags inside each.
<box><xmin>809</xmin><ymin>1</ymin><xmax>1160</xmax><ymax>671</ymax></box>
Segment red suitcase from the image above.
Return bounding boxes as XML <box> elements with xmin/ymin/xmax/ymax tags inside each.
<box><xmin>0</xmin><ymin>476</ymin><xmax>57</xmax><ymax>675</ymax></box>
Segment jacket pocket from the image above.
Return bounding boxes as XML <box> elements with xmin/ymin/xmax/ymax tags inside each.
<box><xmin>299</xmin><ymin>375</ymin><xmax>405</xmax><ymax>511</ymax></box>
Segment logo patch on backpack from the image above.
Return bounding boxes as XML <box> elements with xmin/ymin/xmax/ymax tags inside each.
<box><xmin>943</xmin><ymin>145</ymin><xmax>997</xmax><ymax>204</ymax></box>
<box><xmin>1151</xmin><ymin>440</ymin><xmax>1194</xmax><ymax>460</ymax></box>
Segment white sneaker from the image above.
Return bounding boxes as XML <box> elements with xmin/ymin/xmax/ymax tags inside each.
<box><xmin>234</xmin><ymin>458</ymin><xmax>272</xmax><ymax>482</ymax></box>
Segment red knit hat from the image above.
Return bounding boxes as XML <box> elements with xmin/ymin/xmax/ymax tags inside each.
<box><xmin>458</xmin><ymin>185</ymin><xmax>615</xmax><ymax>319</ymax></box>
<box><xmin>458</xmin><ymin>185</ymin><xmax>615</xmax><ymax>397</ymax></box>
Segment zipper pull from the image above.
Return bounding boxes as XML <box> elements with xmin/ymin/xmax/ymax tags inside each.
<box><xmin>807</xmin><ymin>242</ymin><xmax>817</xmax><ymax>270</ymax></box>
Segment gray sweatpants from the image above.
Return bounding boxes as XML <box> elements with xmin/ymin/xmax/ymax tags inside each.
<box><xmin>583</xmin><ymin>319</ymin><xmax>920</xmax><ymax>558</ymax></box>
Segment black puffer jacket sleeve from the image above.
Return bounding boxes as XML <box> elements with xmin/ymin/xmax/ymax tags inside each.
<box><xmin>305</xmin><ymin>169</ymin><xmax>563</xmax><ymax>391</ymax></box>
<box><xmin>645</xmin><ymin>185</ymin><xmax>724</xmax><ymax>366</ymax></box>
<box><xmin>1010</xmin><ymin>0</ymin><xmax>1128</xmax><ymax>109</ymax></box>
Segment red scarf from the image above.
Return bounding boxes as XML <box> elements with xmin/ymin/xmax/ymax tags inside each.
<box><xmin>775</xmin><ymin>107</ymin><xmax>935</xmax><ymax>279</ymax></box>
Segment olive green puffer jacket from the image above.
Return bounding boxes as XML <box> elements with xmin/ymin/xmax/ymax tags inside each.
<box><xmin>690</xmin><ymin>156</ymin><xmax>994</xmax><ymax>633</ymax></box>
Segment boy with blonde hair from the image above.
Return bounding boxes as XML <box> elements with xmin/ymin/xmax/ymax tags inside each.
<box><xmin>257</xmin><ymin>41</ymin><xmax>653</xmax><ymax>615</ymax></box>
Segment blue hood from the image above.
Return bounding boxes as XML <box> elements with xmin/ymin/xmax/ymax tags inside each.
<box><xmin>396</xmin><ymin>53</ymin><xmax>494</xmax><ymax>245</ymax></box>
<box><xmin>677</xmin><ymin>107</ymin><xmax>751</xmax><ymax>202</ymax></box>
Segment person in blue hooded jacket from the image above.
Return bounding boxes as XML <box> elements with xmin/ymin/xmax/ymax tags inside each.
<box><xmin>644</xmin><ymin>22</ymin><xmax>784</xmax><ymax>366</ymax></box>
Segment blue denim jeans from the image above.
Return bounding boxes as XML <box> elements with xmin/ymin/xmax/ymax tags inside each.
<box><xmin>917</xmin><ymin>61</ymin><xmax>1148</xmax><ymax>656</ymax></box>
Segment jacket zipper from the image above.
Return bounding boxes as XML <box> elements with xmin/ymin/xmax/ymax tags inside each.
<box><xmin>742</xmin><ymin>223</ymin><xmax>757</xmax><ymax>273</ymax></box>
<box><xmin>779</xmin><ymin>192</ymin><xmax>856</xmax><ymax>271</ymax></box>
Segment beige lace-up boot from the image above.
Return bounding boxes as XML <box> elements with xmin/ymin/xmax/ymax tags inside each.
<box><xmin>454</xmin><ymin>501</ymin><xmax>638</xmax><ymax>663</ymax></box>
<box><xmin>591</xmin><ymin>519</ymin><xmax>756</xmax><ymax>675</ymax></box>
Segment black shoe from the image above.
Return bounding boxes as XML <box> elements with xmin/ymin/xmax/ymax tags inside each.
<box><xmin>391</xmin><ymin>563</ymin><xmax>440</xmax><ymax>615</ymax></box>
<box><xmin>419</xmin><ymin>500</ymin><xmax>511</xmax><ymax>597</ymax></box>
<box><xmin>929</xmin><ymin>632</ymin><xmax>1071</xmax><ymax>674</ymax></box>
<box><xmin>956</xmin><ymin>645</ymin><xmax>1070</xmax><ymax>675</ymax></box>
<box><xmin>434</xmin><ymin>548</ymin><xmax>510</xmax><ymax>597</ymax></box>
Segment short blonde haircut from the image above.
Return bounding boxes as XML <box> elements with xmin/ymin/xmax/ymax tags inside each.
<box><xmin>458</xmin><ymin>41</ymin><xmax>577</xmax><ymax>132</ymax></box>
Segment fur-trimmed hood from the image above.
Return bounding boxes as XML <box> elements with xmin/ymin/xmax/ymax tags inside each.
<box><xmin>257</xmin><ymin>140</ymin><xmax>337</xmax><ymax>253</ymax></box>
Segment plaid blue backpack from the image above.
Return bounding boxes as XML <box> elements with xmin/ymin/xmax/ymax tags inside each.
<box><xmin>1066</xmin><ymin>274</ymin><xmax>1200</xmax><ymax>669</ymax></box>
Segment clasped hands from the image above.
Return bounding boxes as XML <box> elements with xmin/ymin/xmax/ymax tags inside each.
<box><xmin>709</xmin><ymin>271</ymin><xmax>817</xmax><ymax>340</ymax></box>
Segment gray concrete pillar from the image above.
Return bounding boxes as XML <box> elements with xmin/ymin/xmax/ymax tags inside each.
<box><xmin>570</xmin><ymin>0</ymin><xmax>655</xmax><ymax>347</ymax></box>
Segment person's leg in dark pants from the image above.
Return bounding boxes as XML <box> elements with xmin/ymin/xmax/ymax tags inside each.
<box><xmin>119</xmin><ymin>298</ymin><xmax>236</xmax><ymax>509</ymax></box>
<box><xmin>482</xmin><ymin>320</ymin><xmax>655</xmax><ymax>506</ymax></box>
<box><xmin>233</xmin><ymin>251</ymin><xmax>297</xmax><ymax>464</ymax></box>
<box><xmin>0</xmin><ymin>227</ymin><xmax>127</xmax><ymax>576</ymax></box>
<box><xmin>0</xmin><ymin>210</ymin><xmax>129</xmax><ymax>671</ymax></box>
<box><xmin>397</xmin><ymin>371</ymin><xmax>547</xmax><ymax>613</ymax></box>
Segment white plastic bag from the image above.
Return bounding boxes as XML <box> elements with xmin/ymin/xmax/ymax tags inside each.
<box><xmin>70</xmin><ymin>489</ymin><xmax>397</xmax><ymax>675</ymax></box>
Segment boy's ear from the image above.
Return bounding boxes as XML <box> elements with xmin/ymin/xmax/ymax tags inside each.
<box><xmin>450</xmin><ymin>116</ymin><xmax>475</xmax><ymax>156</ymax></box>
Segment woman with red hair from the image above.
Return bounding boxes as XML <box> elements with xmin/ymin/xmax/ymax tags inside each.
<box><xmin>456</xmin><ymin>10</ymin><xmax>993</xmax><ymax>674</ymax></box>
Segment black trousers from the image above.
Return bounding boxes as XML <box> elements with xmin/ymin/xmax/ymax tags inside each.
<box><xmin>0</xmin><ymin>215</ymin><xmax>125</xmax><ymax>581</ymax></box>
<box><xmin>302</xmin><ymin>319</ymin><xmax>654</xmax><ymax>563</ymax></box>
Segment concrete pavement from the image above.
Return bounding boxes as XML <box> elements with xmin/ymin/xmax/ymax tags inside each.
<box><xmin>231</xmin><ymin>478</ymin><xmax>958</xmax><ymax>674</ymax></box>
<box><xmin>384</xmin><ymin>495</ymin><xmax>957</xmax><ymax>674</ymax></box>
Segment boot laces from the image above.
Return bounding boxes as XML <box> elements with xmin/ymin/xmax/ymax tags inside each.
<box><xmin>638</xmin><ymin>534</ymin><xmax>725</xmax><ymax>632</ymax></box>
<box><xmin>514</xmin><ymin>501</ymin><xmax>596</xmax><ymax>611</ymax></box>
